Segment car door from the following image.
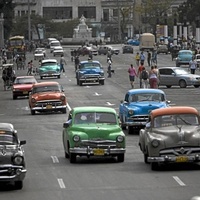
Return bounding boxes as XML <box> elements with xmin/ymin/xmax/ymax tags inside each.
<box><xmin>159</xmin><ymin>68</ymin><xmax>177</xmax><ymax>86</ymax></box>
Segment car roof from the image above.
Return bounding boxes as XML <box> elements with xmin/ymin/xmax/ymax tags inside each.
<box><xmin>179</xmin><ymin>50</ymin><xmax>193</xmax><ymax>53</ymax></box>
<box><xmin>158</xmin><ymin>67</ymin><xmax>184</xmax><ymax>70</ymax></box>
<box><xmin>41</xmin><ymin>59</ymin><xmax>57</xmax><ymax>63</ymax></box>
<box><xmin>0</xmin><ymin>123</ymin><xmax>15</xmax><ymax>132</ymax></box>
<box><xmin>16</xmin><ymin>76</ymin><xmax>36</xmax><ymax>79</ymax></box>
<box><xmin>72</xmin><ymin>106</ymin><xmax>117</xmax><ymax>114</ymax></box>
<box><xmin>127</xmin><ymin>88</ymin><xmax>165</xmax><ymax>95</ymax></box>
<box><xmin>80</xmin><ymin>60</ymin><xmax>100</xmax><ymax>64</ymax></box>
<box><xmin>32</xmin><ymin>81</ymin><xmax>59</xmax><ymax>87</ymax></box>
<box><xmin>151</xmin><ymin>106</ymin><xmax>199</xmax><ymax>118</ymax></box>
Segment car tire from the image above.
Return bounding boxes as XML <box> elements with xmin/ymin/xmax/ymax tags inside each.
<box><xmin>179</xmin><ymin>80</ymin><xmax>187</xmax><ymax>88</ymax></box>
<box><xmin>151</xmin><ymin>162</ymin><xmax>159</xmax><ymax>171</ymax></box>
<box><xmin>194</xmin><ymin>85</ymin><xmax>200</xmax><ymax>88</ymax></box>
<box><xmin>70</xmin><ymin>153</ymin><xmax>76</xmax><ymax>163</ymax></box>
<box><xmin>57</xmin><ymin>75</ymin><xmax>60</xmax><ymax>79</ymax></box>
<box><xmin>31</xmin><ymin>109</ymin><xmax>35</xmax><ymax>115</ymax></box>
<box><xmin>40</xmin><ymin>76</ymin><xmax>43</xmax><ymax>80</ymax></box>
<box><xmin>79</xmin><ymin>81</ymin><xmax>83</xmax><ymax>86</ymax></box>
<box><xmin>117</xmin><ymin>154</ymin><xmax>125</xmax><ymax>162</ymax></box>
<box><xmin>166</xmin><ymin>85</ymin><xmax>172</xmax><ymax>88</ymax></box>
<box><xmin>65</xmin><ymin>151</ymin><xmax>69</xmax><ymax>158</ymax></box>
<box><xmin>128</xmin><ymin>126</ymin><xmax>133</xmax><ymax>134</ymax></box>
<box><xmin>15</xmin><ymin>181</ymin><xmax>23</xmax><ymax>190</ymax></box>
<box><xmin>13</xmin><ymin>95</ymin><xmax>17</xmax><ymax>100</ymax></box>
<box><xmin>144</xmin><ymin>150</ymin><xmax>149</xmax><ymax>164</ymax></box>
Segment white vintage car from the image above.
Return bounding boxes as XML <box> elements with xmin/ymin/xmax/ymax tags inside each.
<box><xmin>53</xmin><ymin>46</ymin><xmax>64</xmax><ymax>57</ymax></box>
<box><xmin>34</xmin><ymin>49</ymin><xmax>44</xmax><ymax>60</ymax></box>
<box><xmin>139</xmin><ymin>106</ymin><xmax>200</xmax><ymax>170</ymax></box>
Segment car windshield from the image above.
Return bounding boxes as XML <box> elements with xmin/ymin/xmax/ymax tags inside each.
<box><xmin>41</xmin><ymin>62</ymin><xmax>57</xmax><ymax>66</ymax></box>
<box><xmin>0</xmin><ymin>131</ymin><xmax>17</xmax><ymax>145</ymax></box>
<box><xmin>174</xmin><ymin>68</ymin><xmax>188</xmax><ymax>75</ymax></box>
<box><xmin>32</xmin><ymin>85</ymin><xmax>60</xmax><ymax>94</ymax></box>
<box><xmin>74</xmin><ymin>112</ymin><xmax>117</xmax><ymax>124</ymax></box>
<box><xmin>129</xmin><ymin>93</ymin><xmax>165</xmax><ymax>102</ymax></box>
<box><xmin>153</xmin><ymin>114</ymin><xmax>199</xmax><ymax>128</ymax></box>
<box><xmin>80</xmin><ymin>63</ymin><xmax>101</xmax><ymax>69</ymax></box>
<box><xmin>179</xmin><ymin>51</ymin><xmax>192</xmax><ymax>55</ymax></box>
<box><xmin>14</xmin><ymin>78</ymin><xmax>36</xmax><ymax>84</ymax></box>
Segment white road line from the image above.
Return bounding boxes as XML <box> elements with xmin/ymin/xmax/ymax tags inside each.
<box><xmin>173</xmin><ymin>176</ymin><xmax>186</xmax><ymax>186</ymax></box>
<box><xmin>57</xmin><ymin>178</ymin><xmax>66</xmax><ymax>189</ymax></box>
<box><xmin>51</xmin><ymin>156</ymin><xmax>59</xmax><ymax>163</ymax></box>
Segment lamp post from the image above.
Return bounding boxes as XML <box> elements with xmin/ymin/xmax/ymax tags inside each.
<box><xmin>183</xmin><ymin>15</ymin><xmax>187</xmax><ymax>49</ymax></box>
<box><xmin>117</xmin><ymin>0</ymin><xmax>121</xmax><ymax>43</ymax></box>
<box><xmin>173</xmin><ymin>12</ymin><xmax>178</xmax><ymax>46</ymax></box>
<box><xmin>196</xmin><ymin>15</ymin><xmax>200</xmax><ymax>47</ymax></box>
<box><xmin>164</xmin><ymin>13</ymin><xmax>168</xmax><ymax>45</ymax></box>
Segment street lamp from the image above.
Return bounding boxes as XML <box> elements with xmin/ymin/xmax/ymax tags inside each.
<box><xmin>28</xmin><ymin>0</ymin><xmax>31</xmax><ymax>42</ymax></box>
<box><xmin>164</xmin><ymin>13</ymin><xmax>168</xmax><ymax>45</ymax></box>
<box><xmin>173</xmin><ymin>12</ymin><xmax>178</xmax><ymax>46</ymax></box>
<box><xmin>196</xmin><ymin>15</ymin><xmax>200</xmax><ymax>47</ymax></box>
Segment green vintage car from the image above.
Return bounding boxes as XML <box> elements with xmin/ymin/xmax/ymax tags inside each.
<box><xmin>62</xmin><ymin>106</ymin><xmax>126</xmax><ymax>163</ymax></box>
<box><xmin>39</xmin><ymin>59</ymin><xmax>61</xmax><ymax>79</ymax></box>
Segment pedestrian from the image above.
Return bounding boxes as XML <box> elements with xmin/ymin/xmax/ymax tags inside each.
<box><xmin>189</xmin><ymin>56</ymin><xmax>197</xmax><ymax>74</ymax></box>
<box><xmin>27</xmin><ymin>60</ymin><xmax>34</xmax><ymax>75</ymax></box>
<box><xmin>135</xmin><ymin>52</ymin><xmax>140</xmax><ymax>67</ymax></box>
<box><xmin>107</xmin><ymin>58</ymin><xmax>112</xmax><ymax>78</ymax></box>
<box><xmin>147</xmin><ymin>51</ymin><xmax>151</xmax><ymax>67</ymax></box>
<box><xmin>140</xmin><ymin>51</ymin><xmax>145</xmax><ymax>65</ymax></box>
<box><xmin>137</xmin><ymin>62</ymin><xmax>145</xmax><ymax>88</ymax></box>
<box><xmin>151</xmin><ymin>50</ymin><xmax>157</xmax><ymax>64</ymax></box>
<box><xmin>141</xmin><ymin>67</ymin><xmax>149</xmax><ymax>89</ymax></box>
<box><xmin>149</xmin><ymin>66</ymin><xmax>158</xmax><ymax>88</ymax></box>
<box><xmin>60</xmin><ymin>55</ymin><xmax>67</xmax><ymax>73</ymax></box>
<box><xmin>128</xmin><ymin>64</ymin><xmax>137</xmax><ymax>88</ymax></box>
<box><xmin>74</xmin><ymin>56</ymin><xmax>80</xmax><ymax>71</ymax></box>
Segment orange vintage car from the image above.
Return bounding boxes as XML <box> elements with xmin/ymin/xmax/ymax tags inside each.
<box><xmin>29</xmin><ymin>81</ymin><xmax>67</xmax><ymax>115</ymax></box>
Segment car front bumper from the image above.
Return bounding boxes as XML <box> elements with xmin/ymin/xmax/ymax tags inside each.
<box><xmin>32</xmin><ymin>105</ymin><xmax>67</xmax><ymax>111</ymax></box>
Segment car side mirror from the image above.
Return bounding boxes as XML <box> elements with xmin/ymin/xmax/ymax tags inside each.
<box><xmin>63</xmin><ymin>122</ymin><xmax>70</xmax><ymax>128</ymax></box>
<box><xmin>20</xmin><ymin>140</ymin><xmax>26</xmax><ymax>145</ymax></box>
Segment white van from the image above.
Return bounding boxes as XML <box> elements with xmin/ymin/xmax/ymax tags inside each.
<box><xmin>50</xmin><ymin>40</ymin><xmax>61</xmax><ymax>53</ymax></box>
<box><xmin>139</xmin><ymin>33</ymin><xmax>155</xmax><ymax>51</ymax></box>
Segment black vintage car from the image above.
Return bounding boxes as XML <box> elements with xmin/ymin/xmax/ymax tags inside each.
<box><xmin>0</xmin><ymin>123</ymin><xmax>26</xmax><ymax>189</ymax></box>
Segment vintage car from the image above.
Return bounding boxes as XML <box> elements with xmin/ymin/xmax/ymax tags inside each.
<box><xmin>62</xmin><ymin>106</ymin><xmax>126</xmax><ymax>163</ymax></box>
<box><xmin>98</xmin><ymin>45</ymin><xmax>119</xmax><ymax>55</ymax></box>
<box><xmin>39</xmin><ymin>59</ymin><xmax>61</xmax><ymax>79</ymax></box>
<box><xmin>77</xmin><ymin>46</ymin><xmax>98</xmax><ymax>56</ymax></box>
<box><xmin>158</xmin><ymin>67</ymin><xmax>200</xmax><ymax>88</ymax></box>
<box><xmin>175</xmin><ymin>50</ymin><xmax>193</xmax><ymax>67</ymax></box>
<box><xmin>157</xmin><ymin>44</ymin><xmax>168</xmax><ymax>54</ymax></box>
<box><xmin>12</xmin><ymin>76</ymin><xmax>37</xmax><ymax>99</ymax></box>
<box><xmin>0</xmin><ymin>123</ymin><xmax>26</xmax><ymax>189</ymax></box>
<box><xmin>122</xmin><ymin>45</ymin><xmax>134</xmax><ymax>54</ymax></box>
<box><xmin>119</xmin><ymin>89</ymin><xmax>170</xmax><ymax>134</ymax></box>
<box><xmin>126</xmin><ymin>39</ymin><xmax>140</xmax><ymax>46</ymax></box>
<box><xmin>76</xmin><ymin>60</ymin><xmax>105</xmax><ymax>86</ymax></box>
<box><xmin>29</xmin><ymin>81</ymin><xmax>67</xmax><ymax>115</ymax></box>
<box><xmin>139</xmin><ymin>106</ymin><xmax>200</xmax><ymax>170</ymax></box>
<box><xmin>34</xmin><ymin>49</ymin><xmax>44</xmax><ymax>60</ymax></box>
<box><xmin>53</xmin><ymin>46</ymin><xmax>64</xmax><ymax>57</ymax></box>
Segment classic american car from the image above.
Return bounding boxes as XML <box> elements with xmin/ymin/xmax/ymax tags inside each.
<box><xmin>34</xmin><ymin>49</ymin><xmax>44</xmax><ymax>60</ymax></box>
<box><xmin>39</xmin><ymin>59</ymin><xmax>61</xmax><ymax>79</ymax></box>
<box><xmin>139</xmin><ymin>106</ymin><xmax>200</xmax><ymax>170</ymax></box>
<box><xmin>53</xmin><ymin>46</ymin><xmax>64</xmax><ymax>57</ymax></box>
<box><xmin>175</xmin><ymin>50</ymin><xmax>193</xmax><ymax>67</ymax></box>
<box><xmin>119</xmin><ymin>89</ymin><xmax>170</xmax><ymax>134</ymax></box>
<box><xmin>29</xmin><ymin>81</ymin><xmax>67</xmax><ymax>115</ymax></box>
<box><xmin>12</xmin><ymin>76</ymin><xmax>37</xmax><ymax>99</ymax></box>
<box><xmin>76</xmin><ymin>60</ymin><xmax>105</xmax><ymax>86</ymax></box>
<box><xmin>62</xmin><ymin>106</ymin><xmax>126</xmax><ymax>163</ymax></box>
<box><xmin>0</xmin><ymin>123</ymin><xmax>26</xmax><ymax>189</ymax></box>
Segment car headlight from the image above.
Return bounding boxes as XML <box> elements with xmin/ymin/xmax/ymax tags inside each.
<box><xmin>31</xmin><ymin>98</ymin><xmax>36</xmax><ymax>103</ymax></box>
<box><xmin>73</xmin><ymin>135</ymin><xmax>80</xmax><ymax>142</ymax></box>
<box><xmin>128</xmin><ymin>110</ymin><xmax>134</xmax><ymax>115</ymax></box>
<box><xmin>13</xmin><ymin>156</ymin><xmax>23</xmax><ymax>165</ymax></box>
<box><xmin>60</xmin><ymin>96</ymin><xmax>66</xmax><ymax>101</ymax></box>
<box><xmin>151</xmin><ymin>139</ymin><xmax>160</xmax><ymax>148</ymax></box>
<box><xmin>116</xmin><ymin>135</ymin><xmax>124</xmax><ymax>143</ymax></box>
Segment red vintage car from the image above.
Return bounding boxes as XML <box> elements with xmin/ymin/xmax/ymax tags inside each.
<box><xmin>12</xmin><ymin>76</ymin><xmax>37</xmax><ymax>100</ymax></box>
<box><xmin>29</xmin><ymin>81</ymin><xmax>67</xmax><ymax>115</ymax></box>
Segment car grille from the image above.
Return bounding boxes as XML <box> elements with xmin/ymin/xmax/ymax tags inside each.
<box><xmin>84</xmin><ymin>74</ymin><xmax>101</xmax><ymax>78</ymax></box>
<box><xmin>160</xmin><ymin>146</ymin><xmax>200</xmax><ymax>156</ymax></box>
<box><xmin>129</xmin><ymin>115</ymin><xmax>149</xmax><ymax>122</ymax></box>
<box><xmin>80</xmin><ymin>140</ymin><xmax>116</xmax><ymax>148</ymax></box>
<box><xmin>0</xmin><ymin>165</ymin><xmax>23</xmax><ymax>176</ymax></box>
<box><xmin>36</xmin><ymin>100</ymin><xmax>63</xmax><ymax>107</ymax></box>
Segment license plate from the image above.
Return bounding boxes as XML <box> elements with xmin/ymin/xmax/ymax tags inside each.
<box><xmin>176</xmin><ymin>156</ymin><xmax>188</xmax><ymax>162</ymax></box>
<box><xmin>93</xmin><ymin>149</ymin><xmax>105</xmax><ymax>156</ymax></box>
<box><xmin>46</xmin><ymin>105</ymin><xmax>52</xmax><ymax>109</ymax></box>
<box><xmin>23</xmin><ymin>91</ymin><xmax>28</xmax><ymax>94</ymax></box>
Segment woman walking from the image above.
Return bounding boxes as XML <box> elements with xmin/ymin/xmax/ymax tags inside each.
<box><xmin>128</xmin><ymin>64</ymin><xmax>137</xmax><ymax>88</ymax></box>
<box><xmin>149</xmin><ymin>66</ymin><xmax>158</xmax><ymax>88</ymax></box>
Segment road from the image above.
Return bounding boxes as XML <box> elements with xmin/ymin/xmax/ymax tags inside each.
<box><xmin>0</xmin><ymin>45</ymin><xmax>200</xmax><ymax>200</ymax></box>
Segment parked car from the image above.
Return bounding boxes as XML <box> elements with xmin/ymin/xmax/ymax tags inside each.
<box><xmin>76</xmin><ymin>60</ymin><xmax>105</xmax><ymax>86</ymax></box>
<box><xmin>127</xmin><ymin>39</ymin><xmax>140</xmax><ymax>46</ymax></box>
<box><xmin>29</xmin><ymin>81</ymin><xmax>67</xmax><ymax>115</ymax></box>
<box><xmin>98</xmin><ymin>45</ymin><xmax>120</xmax><ymax>55</ymax></box>
<box><xmin>39</xmin><ymin>59</ymin><xmax>61</xmax><ymax>79</ymax></box>
<box><xmin>0</xmin><ymin>123</ymin><xmax>26</xmax><ymax>189</ymax></box>
<box><xmin>34</xmin><ymin>49</ymin><xmax>44</xmax><ymax>60</ymax></box>
<box><xmin>62</xmin><ymin>106</ymin><xmax>126</xmax><ymax>163</ymax></box>
<box><xmin>194</xmin><ymin>53</ymin><xmax>200</xmax><ymax>68</ymax></box>
<box><xmin>12</xmin><ymin>76</ymin><xmax>37</xmax><ymax>100</ymax></box>
<box><xmin>53</xmin><ymin>46</ymin><xmax>64</xmax><ymax>57</ymax></box>
<box><xmin>122</xmin><ymin>45</ymin><xmax>134</xmax><ymax>54</ymax></box>
<box><xmin>157</xmin><ymin>44</ymin><xmax>168</xmax><ymax>54</ymax></box>
<box><xmin>175</xmin><ymin>50</ymin><xmax>193</xmax><ymax>67</ymax></box>
<box><xmin>77</xmin><ymin>46</ymin><xmax>98</xmax><ymax>56</ymax></box>
<box><xmin>158</xmin><ymin>67</ymin><xmax>200</xmax><ymax>88</ymax></box>
<box><xmin>139</xmin><ymin>106</ymin><xmax>200</xmax><ymax>170</ymax></box>
<box><xmin>119</xmin><ymin>89</ymin><xmax>170</xmax><ymax>134</ymax></box>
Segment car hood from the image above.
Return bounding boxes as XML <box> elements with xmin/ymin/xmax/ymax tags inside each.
<box><xmin>71</xmin><ymin>124</ymin><xmax>122</xmax><ymax>139</ymax></box>
<box><xmin>13</xmin><ymin>84</ymin><xmax>33</xmax><ymax>90</ymax></box>
<box><xmin>39</xmin><ymin>65</ymin><xmax>60</xmax><ymax>72</ymax></box>
<box><xmin>31</xmin><ymin>92</ymin><xmax>62</xmax><ymax>101</ymax></box>
<box><xmin>178</xmin><ymin>54</ymin><xmax>192</xmax><ymax>60</ymax></box>
<box><xmin>152</xmin><ymin>126</ymin><xmax>200</xmax><ymax>147</ymax></box>
<box><xmin>126</xmin><ymin>101</ymin><xmax>167</xmax><ymax>115</ymax></box>
<box><xmin>79</xmin><ymin>68</ymin><xmax>102</xmax><ymax>74</ymax></box>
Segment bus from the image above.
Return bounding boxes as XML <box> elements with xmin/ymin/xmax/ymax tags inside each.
<box><xmin>139</xmin><ymin>33</ymin><xmax>155</xmax><ymax>52</ymax></box>
<box><xmin>7</xmin><ymin>35</ymin><xmax>26</xmax><ymax>54</ymax></box>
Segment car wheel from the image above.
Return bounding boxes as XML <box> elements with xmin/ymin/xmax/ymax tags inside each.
<box><xmin>128</xmin><ymin>126</ymin><xmax>133</xmax><ymax>134</ymax></box>
<box><xmin>31</xmin><ymin>109</ymin><xmax>35</xmax><ymax>115</ymax></box>
<box><xmin>194</xmin><ymin>85</ymin><xmax>200</xmax><ymax>88</ymax></box>
<box><xmin>151</xmin><ymin>162</ymin><xmax>159</xmax><ymax>171</ymax></box>
<box><xmin>62</xmin><ymin>108</ymin><xmax>67</xmax><ymax>114</ymax></box>
<box><xmin>13</xmin><ymin>95</ymin><xmax>17</xmax><ymax>100</ymax></box>
<box><xmin>166</xmin><ymin>85</ymin><xmax>172</xmax><ymax>88</ymax></box>
<box><xmin>100</xmin><ymin>80</ymin><xmax>104</xmax><ymax>85</ymax></box>
<box><xmin>15</xmin><ymin>181</ymin><xmax>23</xmax><ymax>190</ymax></box>
<box><xmin>179</xmin><ymin>80</ymin><xmax>187</xmax><ymax>88</ymax></box>
<box><xmin>117</xmin><ymin>154</ymin><xmax>125</xmax><ymax>162</ymax></box>
<box><xmin>144</xmin><ymin>150</ymin><xmax>149</xmax><ymax>164</ymax></box>
<box><xmin>76</xmin><ymin>79</ymin><xmax>79</xmax><ymax>85</ymax></box>
<box><xmin>40</xmin><ymin>76</ymin><xmax>43</xmax><ymax>80</ymax></box>
<box><xmin>70</xmin><ymin>153</ymin><xmax>76</xmax><ymax>163</ymax></box>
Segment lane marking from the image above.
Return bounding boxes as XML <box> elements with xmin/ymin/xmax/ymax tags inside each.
<box><xmin>93</xmin><ymin>92</ymin><xmax>102</xmax><ymax>96</ymax></box>
<box><xmin>106</xmin><ymin>102</ymin><xmax>115</xmax><ymax>106</ymax></box>
<box><xmin>51</xmin><ymin>156</ymin><xmax>59</xmax><ymax>163</ymax></box>
<box><xmin>57</xmin><ymin>178</ymin><xmax>66</xmax><ymax>189</ymax></box>
<box><xmin>173</xmin><ymin>176</ymin><xmax>186</xmax><ymax>186</ymax></box>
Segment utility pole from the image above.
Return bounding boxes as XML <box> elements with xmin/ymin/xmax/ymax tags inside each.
<box><xmin>0</xmin><ymin>13</ymin><xmax>4</xmax><ymax>48</ymax></box>
<box><xmin>28</xmin><ymin>0</ymin><xmax>31</xmax><ymax>42</ymax></box>
<box><xmin>117</xmin><ymin>0</ymin><xmax>121</xmax><ymax>43</ymax></box>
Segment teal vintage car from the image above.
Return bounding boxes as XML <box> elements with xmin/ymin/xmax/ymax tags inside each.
<box><xmin>39</xmin><ymin>59</ymin><xmax>61</xmax><ymax>79</ymax></box>
<box><xmin>62</xmin><ymin>106</ymin><xmax>126</xmax><ymax>163</ymax></box>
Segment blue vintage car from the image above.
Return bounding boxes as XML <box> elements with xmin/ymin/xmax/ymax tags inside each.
<box><xmin>175</xmin><ymin>50</ymin><xmax>193</xmax><ymax>67</ymax></box>
<box><xmin>119</xmin><ymin>89</ymin><xmax>170</xmax><ymax>134</ymax></box>
<box><xmin>76</xmin><ymin>60</ymin><xmax>105</xmax><ymax>86</ymax></box>
<box><xmin>39</xmin><ymin>59</ymin><xmax>61</xmax><ymax>79</ymax></box>
<box><xmin>127</xmin><ymin>39</ymin><xmax>140</xmax><ymax>46</ymax></box>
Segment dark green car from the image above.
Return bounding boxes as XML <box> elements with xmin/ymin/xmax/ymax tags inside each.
<box><xmin>62</xmin><ymin>106</ymin><xmax>126</xmax><ymax>163</ymax></box>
